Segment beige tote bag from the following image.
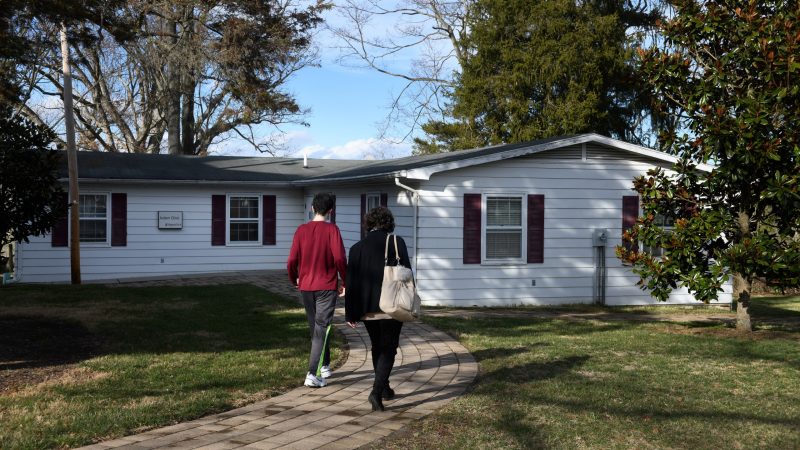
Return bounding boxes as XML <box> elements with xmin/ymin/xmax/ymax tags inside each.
<box><xmin>378</xmin><ymin>234</ymin><xmax>421</xmax><ymax>322</ymax></box>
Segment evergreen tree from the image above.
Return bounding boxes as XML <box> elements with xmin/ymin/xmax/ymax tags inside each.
<box><xmin>414</xmin><ymin>0</ymin><xmax>657</xmax><ymax>153</ymax></box>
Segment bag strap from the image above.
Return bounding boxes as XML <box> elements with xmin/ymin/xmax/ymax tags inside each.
<box><xmin>393</xmin><ymin>234</ymin><xmax>400</xmax><ymax>262</ymax></box>
<box><xmin>384</xmin><ymin>233</ymin><xmax>392</xmax><ymax>265</ymax></box>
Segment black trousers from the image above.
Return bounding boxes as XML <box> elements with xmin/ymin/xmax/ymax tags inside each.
<box><xmin>363</xmin><ymin>319</ymin><xmax>403</xmax><ymax>395</ymax></box>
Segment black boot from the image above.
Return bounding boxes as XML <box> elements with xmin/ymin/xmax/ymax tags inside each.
<box><xmin>368</xmin><ymin>392</ymin><xmax>385</xmax><ymax>412</ymax></box>
<box><xmin>382</xmin><ymin>385</ymin><xmax>395</xmax><ymax>400</ymax></box>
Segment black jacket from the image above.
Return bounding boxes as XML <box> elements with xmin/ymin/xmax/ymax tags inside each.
<box><xmin>345</xmin><ymin>230</ymin><xmax>411</xmax><ymax>322</ymax></box>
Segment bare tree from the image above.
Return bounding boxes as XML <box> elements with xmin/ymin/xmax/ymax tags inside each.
<box><xmin>329</xmin><ymin>0</ymin><xmax>470</xmax><ymax>141</ymax></box>
<box><xmin>331</xmin><ymin>0</ymin><xmax>669</xmax><ymax>147</ymax></box>
<box><xmin>18</xmin><ymin>0</ymin><xmax>327</xmax><ymax>155</ymax></box>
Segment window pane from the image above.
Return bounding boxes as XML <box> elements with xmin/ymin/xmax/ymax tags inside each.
<box><xmin>487</xmin><ymin>197</ymin><xmax>521</xmax><ymax>226</ymax></box>
<box><xmin>654</xmin><ymin>214</ymin><xmax>675</xmax><ymax>227</ymax></box>
<box><xmin>230</xmin><ymin>197</ymin><xmax>259</xmax><ymax>219</ymax></box>
<box><xmin>79</xmin><ymin>219</ymin><xmax>107</xmax><ymax>242</ymax></box>
<box><xmin>366</xmin><ymin>195</ymin><xmax>380</xmax><ymax>212</ymax></box>
<box><xmin>486</xmin><ymin>231</ymin><xmax>522</xmax><ymax>259</ymax></box>
<box><xmin>79</xmin><ymin>194</ymin><xmax>107</xmax><ymax>218</ymax></box>
<box><xmin>643</xmin><ymin>244</ymin><xmax>664</xmax><ymax>257</ymax></box>
<box><xmin>645</xmin><ymin>214</ymin><xmax>674</xmax><ymax>257</ymax></box>
<box><xmin>230</xmin><ymin>221</ymin><xmax>259</xmax><ymax>242</ymax></box>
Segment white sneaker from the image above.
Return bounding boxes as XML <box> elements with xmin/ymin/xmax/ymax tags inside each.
<box><xmin>320</xmin><ymin>365</ymin><xmax>332</xmax><ymax>379</ymax></box>
<box><xmin>304</xmin><ymin>373</ymin><xmax>326</xmax><ymax>388</ymax></box>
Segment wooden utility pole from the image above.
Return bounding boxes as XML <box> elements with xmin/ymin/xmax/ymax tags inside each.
<box><xmin>60</xmin><ymin>23</ymin><xmax>81</xmax><ymax>284</ymax></box>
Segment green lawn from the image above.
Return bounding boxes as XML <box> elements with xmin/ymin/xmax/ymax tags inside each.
<box><xmin>375</xmin><ymin>296</ymin><xmax>800</xmax><ymax>450</ymax></box>
<box><xmin>0</xmin><ymin>284</ymin><xmax>340</xmax><ymax>450</ymax></box>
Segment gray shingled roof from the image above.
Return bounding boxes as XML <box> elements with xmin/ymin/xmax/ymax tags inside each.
<box><xmin>61</xmin><ymin>152</ymin><xmax>370</xmax><ymax>183</ymax></box>
<box><xmin>299</xmin><ymin>135</ymin><xmax>572</xmax><ymax>182</ymax></box>
<box><xmin>60</xmin><ymin>134</ymin><xmax>645</xmax><ymax>185</ymax></box>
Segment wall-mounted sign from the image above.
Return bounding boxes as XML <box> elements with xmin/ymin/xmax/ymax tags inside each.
<box><xmin>158</xmin><ymin>211</ymin><xmax>183</xmax><ymax>229</ymax></box>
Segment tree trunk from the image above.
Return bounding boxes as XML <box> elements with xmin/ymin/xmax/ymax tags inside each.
<box><xmin>181</xmin><ymin>7</ymin><xmax>195</xmax><ymax>155</ymax></box>
<box><xmin>181</xmin><ymin>79</ymin><xmax>194</xmax><ymax>155</ymax></box>
<box><xmin>734</xmin><ymin>211</ymin><xmax>753</xmax><ymax>331</ymax></box>
<box><xmin>165</xmin><ymin>17</ymin><xmax>182</xmax><ymax>155</ymax></box>
<box><xmin>60</xmin><ymin>24</ymin><xmax>81</xmax><ymax>284</ymax></box>
<box><xmin>733</xmin><ymin>273</ymin><xmax>752</xmax><ymax>332</ymax></box>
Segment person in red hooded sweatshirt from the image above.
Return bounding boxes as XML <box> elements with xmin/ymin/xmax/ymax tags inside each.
<box><xmin>287</xmin><ymin>192</ymin><xmax>347</xmax><ymax>388</ymax></box>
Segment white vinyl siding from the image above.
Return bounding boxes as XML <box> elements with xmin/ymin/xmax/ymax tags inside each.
<box><xmin>304</xmin><ymin>186</ymin><xmax>416</xmax><ymax>261</ymax></box>
<box><xmin>18</xmin><ymin>185</ymin><xmax>302</xmax><ymax>282</ymax></box>
<box><xmin>412</xmin><ymin>143</ymin><xmax>732</xmax><ymax>307</ymax></box>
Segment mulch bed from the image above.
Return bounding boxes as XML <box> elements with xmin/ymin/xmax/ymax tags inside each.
<box><xmin>0</xmin><ymin>315</ymin><xmax>100</xmax><ymax>394</ymax></box>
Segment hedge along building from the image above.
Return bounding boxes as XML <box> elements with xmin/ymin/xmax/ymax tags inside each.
<box><xmin>14</xmin><ymin>134</ymin><xmax>733</xmax><ymax>306</ymax></box>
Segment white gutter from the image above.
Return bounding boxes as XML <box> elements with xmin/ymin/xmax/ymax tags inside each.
<box><xmin>61</xmin><ymin>178</ymin><xmax>303</xmax><ymax>186</ymax></box>
<box><xmin>394</xmin><ymin>178</ymin><xmax>420</xmax><ymax>273</ymax></box>
<box><xmin>299</xmin><ymin>171</ymin><xmax>406</xmax><ymax>185</ymax></box>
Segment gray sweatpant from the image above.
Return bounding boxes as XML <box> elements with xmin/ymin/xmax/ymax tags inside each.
<box><xmin>301</xmin><ymin>290</ymin><xmax>337</xmax><ymax>376</ymax></box>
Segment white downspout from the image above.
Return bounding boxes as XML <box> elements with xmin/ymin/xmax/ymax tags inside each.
<box><xmin>7</xmin><ymin>241</ymin><xmax>22</xmax><ymax>284</ymax></box>
<box><xmin>394</xmin><ymin>178</ymin><xmax>419</xmax><ymax>272</ymax></box>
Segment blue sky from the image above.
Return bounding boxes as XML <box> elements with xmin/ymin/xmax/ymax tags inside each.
<box><xmin>214</xmin><ymin>6</ymin><xmax>430</xmax><ymax>161</ymax></box>
<box><xmin>215</xmin><ymin>38</ymin><xmax>418</xmax><ymax>160</ymax></box>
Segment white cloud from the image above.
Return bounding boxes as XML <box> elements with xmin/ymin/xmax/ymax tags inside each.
<box><xmin>295</xmin><ymin>138</ymin><xmax>411</xmax><ymax>160</ymax></box>
<box><xmin>211</xmin><ymin>132</ymin><xmax>413</xmax><ymax>161</ymax></box>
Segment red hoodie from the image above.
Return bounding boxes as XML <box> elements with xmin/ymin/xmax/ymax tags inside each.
<box><xmin>287</xmin><ymin>221</ymin><xmax>347</xmax><ymax>291</ymax></box>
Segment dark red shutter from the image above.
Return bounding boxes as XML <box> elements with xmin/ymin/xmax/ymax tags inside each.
<box><xmin>527</xmin><ymin>194</ymin><xmax>545</xmax><ymax>263</ymax></box>
<box><xmin>111</xmin><ymin>193</ymin><xmax>127</xmax><ymax>246</ymax></box>
<box><xmin>262</xmin><ymin>195</ymin><xmax>276</xmax><ymax>245</ymax></box>
<box><xmin>622</xmin><ymin>196</ymin><xmax>639</xmax><ymax>251</ymax></box>
<box><xmin>211</xmin><ymin>195</ymin><xmax>226</xmax><ymax>246</ymax></box>
<box><xmin>380</xmin><ymin>193</ymin><xmax>388</xmax><ymax>207</ymax></box>
<box><xmin>51</xmin><ymin>192</ymin><xmax>69</xmax><ymax>247</ymax></box>
<box><xmin>360</xmin><ymin>194</ymin><xmax>367</xmax><ymax>239</ymax></box>
<box><xmin>463</xmin><ymin>194</ymin><xmax>481</xmax><ymax>264</ymax></box>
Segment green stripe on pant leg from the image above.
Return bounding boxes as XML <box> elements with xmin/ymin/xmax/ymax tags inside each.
<box><xmin>316</xmin><ymin>324</ymin><xmax>332</xmax><ymax>377</ymax></box>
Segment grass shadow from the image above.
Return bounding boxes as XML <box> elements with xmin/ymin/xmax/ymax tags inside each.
<box><xmin>483</xmin><ymin>355</ymin><xmax>590</xmax><ymax>383</ymax></box>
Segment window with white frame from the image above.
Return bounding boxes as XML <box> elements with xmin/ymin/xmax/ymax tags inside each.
<box><xmin>365</xmin><ymin>193</ymin><xmax>381</xmax><ymax>214</ymax></box>
<box><xmin>228</xmin><ymin>195</ymin><xmax>261</xmax><ymax>243</ymax></box>
<box><xmin>484</xmin><ymin>195</ymin><xmax>525</xmax><ymax>261</ymax></box>
<box><xmin>78</xmin><ymin>193</ymin><xmax>109</xmax><ymax>244</ymax></box>
<box><xmin>642</xmin><ymin>214</ymin><xmax>675</xmax><ymax>257</ymax></box>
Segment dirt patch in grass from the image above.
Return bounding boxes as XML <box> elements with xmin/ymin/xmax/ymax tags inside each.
<box><xmin>659</xmin><ymin>323</ymin><xmax>800</xmax><ymax>341</ymax></box>
<box><xmin>0</xmin><ymin>301</ymin><xmax>198</xmax><ymax>327</ymax></box>
<box><xmin>0</xmin><ymin>315</ymin><xmax>101</xmax><ymax>394</ymax></box>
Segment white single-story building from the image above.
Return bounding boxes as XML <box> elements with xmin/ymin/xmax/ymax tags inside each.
<box><xmin>13</xmin><ymin>134</ymin><xmax>732</xmax><ymax>306</ymax></box>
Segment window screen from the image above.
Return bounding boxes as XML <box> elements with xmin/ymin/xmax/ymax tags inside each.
<box><xmin>485</xmin><ymin>196</ymin><xmax>523</xmax><ymax>259</ymax></box>
<box><xmin>366</xmin><ymin>193</ymin><xmax>380</xmax><ymax>213</ymax></box>
<box><xmin>229</xmin><ymin>196</ymin><xmax>260</xmax><ymax>243</ymax></box>
<box><xmin>643</xmin><ymin>214</ymin><xmax>675</xmax><ymax>257</ymax></box>
<box><xmin>79</xmin><ymin>194</ymin><xmax>108</xmax><ymax>243</ymax></box>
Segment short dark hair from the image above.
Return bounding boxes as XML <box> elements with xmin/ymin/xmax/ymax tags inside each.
<box><xmin>365</xmin><ymin>206</ymin><xmax>395</xmax><ymax>232</ymax></box>
<box><xmin>312</xmin><ymin>192</ymin><xmax>335</xmax><ymax>216</ymax></box>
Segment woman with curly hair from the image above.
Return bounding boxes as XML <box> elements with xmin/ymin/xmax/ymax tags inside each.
<box><xmin>345</xmin><ymin>206</ymin><xmax>411</xmax><ymax>412</ymax></box>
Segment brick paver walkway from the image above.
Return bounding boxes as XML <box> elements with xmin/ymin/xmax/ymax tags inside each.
<box><xmin>79</xmin><ymin>271</ymin><xmax>477</xmax><ymax>450</ymax></box>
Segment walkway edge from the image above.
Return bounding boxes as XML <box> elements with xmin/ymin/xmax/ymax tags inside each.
<box><xmin>77</xmin><ymin>271</ymin><xmax>477</xmax><ymax>450</ymax></box>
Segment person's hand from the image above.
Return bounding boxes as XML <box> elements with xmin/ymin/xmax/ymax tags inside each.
<box><xmin>347</xmin><ymin>321</ymin><xmax>358</xmax><ymax>329</ymax></box>
<box><xmin>338</xmin><ymin>286</ymin><xmax>346</xmax><ymax>297</ymax></box>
